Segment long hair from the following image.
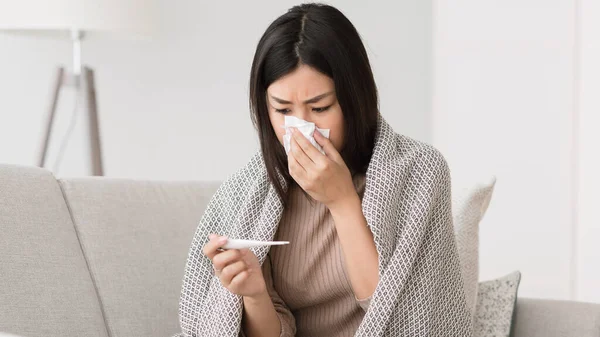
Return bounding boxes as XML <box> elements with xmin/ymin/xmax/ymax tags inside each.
<box><xmin>249</xmin><ymin>3</ymin><xmax>379</xmax><ymax>206</ymax></box>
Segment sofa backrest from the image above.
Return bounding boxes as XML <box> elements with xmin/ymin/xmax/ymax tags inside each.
<box><xmin>3</xmin><ymin>164</ymin><xmax>600</xmax><ymax>337</ymax></box>
<box><xmin>58</xmin><ymin>177</ymin><xmax>219</xmax><ymax>337</ymax></box>
<box><xmin>0</xmin><ymin>165</ymin><xmax>109</xmax><ymax>337</ymax></box>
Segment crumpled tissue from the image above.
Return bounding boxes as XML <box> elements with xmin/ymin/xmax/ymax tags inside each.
<box><xmin>282</xmin><ymin>116</ymin><xmax>330</xmax><ymax>155</ymax></box>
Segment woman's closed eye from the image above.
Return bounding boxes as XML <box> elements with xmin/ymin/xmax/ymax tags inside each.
<box><xmin>275</xmin><ymin>105</ymin><xmax>332</xmax><ymax>114</ymax></box>
<box><xmin>312</xmin><ymin>105</ymin><xmax>332</xmax><ymax>113</ymax></box>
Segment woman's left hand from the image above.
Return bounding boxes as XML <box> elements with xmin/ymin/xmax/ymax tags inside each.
<box><xmin>288</xmin><ymin>127</ymin><xmax>357</xmax><ymax>209</ymax></box>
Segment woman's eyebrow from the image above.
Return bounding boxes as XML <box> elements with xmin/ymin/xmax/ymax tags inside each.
<box><xmin>303</xmin><ymin>91</ymin><xmax>334</xmax><ymax>104</ymax></box>
<box><xmin>269</xmin><ymin>91</ymin><xmax>334</xmax><ymax>105</ymax></box>
<box><xmin>270</xmin><ymin>96</ymin><xmax>292</xmax><ymax>104</ymax></box>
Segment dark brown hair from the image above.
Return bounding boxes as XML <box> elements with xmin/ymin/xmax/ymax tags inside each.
<box><xmin>249</xmin><ymin>3</ymin><xmax>378</xmax><ymax>205</ymax></box>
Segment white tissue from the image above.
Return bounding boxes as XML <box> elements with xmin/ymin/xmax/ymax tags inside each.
<box><xmin>282</xmin><ymin>116</ymin><xmax>330</xmax><ymax>155</ymax></box>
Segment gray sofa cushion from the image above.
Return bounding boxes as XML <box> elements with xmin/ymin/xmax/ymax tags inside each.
<box><xmin>512</xmin><ymin>298</ymin><xmax>600</xmax><ymax>337</ymax></box>
<box><xmin>0</xmin><ymin>165</ymin><xmax>108</xmax><ymax>337</ymax></box>
<box><xmin>58</xmin><ymin>178</ymin><xmax>219</xmax><ymax>337</ymax></box>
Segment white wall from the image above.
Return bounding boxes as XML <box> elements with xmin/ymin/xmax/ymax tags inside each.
<box><xmin>577</xmin><ymin>0</ymin><xmax>600</xmax><ymax>303</ymax></box>
<box><xmin>433</xmin><ymin>0</ymin><xmax>588</xmax><ymax>301</ymax></box>
<box><xmin>0</xmin><ymin>0</ymin><xmax>432</xmax><ymax>180</ymax></box>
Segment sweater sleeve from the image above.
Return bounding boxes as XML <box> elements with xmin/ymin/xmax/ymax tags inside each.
<box><xmin>262</xmin><ymin>255</ymin><xmax>297</xmax><ymax>337</ymax></box>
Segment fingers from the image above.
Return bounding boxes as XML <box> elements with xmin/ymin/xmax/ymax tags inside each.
<box><xmin>212</xmin><ymin>249</ymin><xmax>245</xmax><ymax>271</ymax></box>
<box><xmin>202</xmin><ymin>234</ymin><xmax>228</xmax><ymax>260</ymax></box>
<box><xmin>239</xmin><ymin>248</ymin><xmax>251</xmax><ymax>258</ymax></box>
<box><xmin>313</xmin><ymin>130</ymin><xmax>342</xmax><ymax>162</ymax></box>
<box><xmin>290</xmin><ymin>135</ymin><xmax>314</xmax><ymax>170</ymax></box>
<box><xmin>228</xmin><ymin>270</ymin><xmax>250</xmax><ymax>291</ymax></box>
<box><xmin>291</xmin><ymin>128</ymin><xmax>320</xmax><ymax>164</ymax></box>
<box><xmin>212</xmin><ymin>248</ymin><xmax>252</xmax><ymax>291</ymax></box>
<box><xmin>219</xmin><ymin>260</ymin><xmax>249</xmax><ymax>286</ymax></box>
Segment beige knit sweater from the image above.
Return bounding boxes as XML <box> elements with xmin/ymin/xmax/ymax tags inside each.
<box><xmin>257</xmin><ymin>174</ymin><xmax>370</xmax><ymax>337</ymax></box>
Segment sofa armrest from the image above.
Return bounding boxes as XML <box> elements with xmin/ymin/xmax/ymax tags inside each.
<box><xmin>512</xmin><ymin>297</ymin><xmax>600</xmax><ymax>337</ymax></box>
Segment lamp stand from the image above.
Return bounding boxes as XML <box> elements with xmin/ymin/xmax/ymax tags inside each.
<box><xmin>37</xmin><ymin>66</ymin><xmax>104</xmax><ymax>176</ymax></box>
<box><xmin>37</xmin><ymin>29</ymin><xmax>104</xmax><ymax>176</ymax></box>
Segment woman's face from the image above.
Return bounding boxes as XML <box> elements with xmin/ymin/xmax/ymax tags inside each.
<box><xmin>267</xmin><ymin>64</ymin><xmax>345</xmax><ymax>152</ymax></box>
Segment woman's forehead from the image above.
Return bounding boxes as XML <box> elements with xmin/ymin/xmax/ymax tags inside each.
<box><xmin>268</xmin><ymin>65</ymin><xmax>333</xmax><ymax>94</ymax></box>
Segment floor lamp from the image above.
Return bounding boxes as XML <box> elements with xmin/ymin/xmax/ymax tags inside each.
<box><xmin>0</xmin><ymin>0</ymin><xmax>155</xmax><ymax>176</ymax></box>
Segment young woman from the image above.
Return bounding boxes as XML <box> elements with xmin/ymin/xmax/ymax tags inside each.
<box><xmin>175</xmin><ymin>4</ymin><xmax>472</xmax><ymax>337</ymax></box>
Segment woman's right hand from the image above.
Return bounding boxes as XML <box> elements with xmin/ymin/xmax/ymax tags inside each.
<box><xmin>202</xmin><ymin>234</ymin><xmax>267</xmax><ymax>299</ymax></box>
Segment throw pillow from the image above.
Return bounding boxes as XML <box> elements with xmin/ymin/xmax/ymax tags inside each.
<box><xmin>452</xmin><ymin>176</ymin><xmax>497</xmax><ymax>319</ymax></box>
<box><xmin>474</xmin><ymin>271</ymin><xmax>522</xmax><ymax>337</ymax></box>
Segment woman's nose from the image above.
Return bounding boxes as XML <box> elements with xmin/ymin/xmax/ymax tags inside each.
<box><xmin>291</xmin><ymin>109</ymin><xmax>312</xmax><ymax>123</ymax></box>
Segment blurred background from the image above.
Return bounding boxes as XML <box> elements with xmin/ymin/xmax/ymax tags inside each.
<box><xmin>0</xmin><ymin>0</ymin><xmax>598</xmax><ymax>304</ymax></box>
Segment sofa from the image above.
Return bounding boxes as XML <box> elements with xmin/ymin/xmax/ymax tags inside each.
<box><xmin>1</xmin><ymin>164</ymin><xmax>599</xmax><ymax>337</ymax></box>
